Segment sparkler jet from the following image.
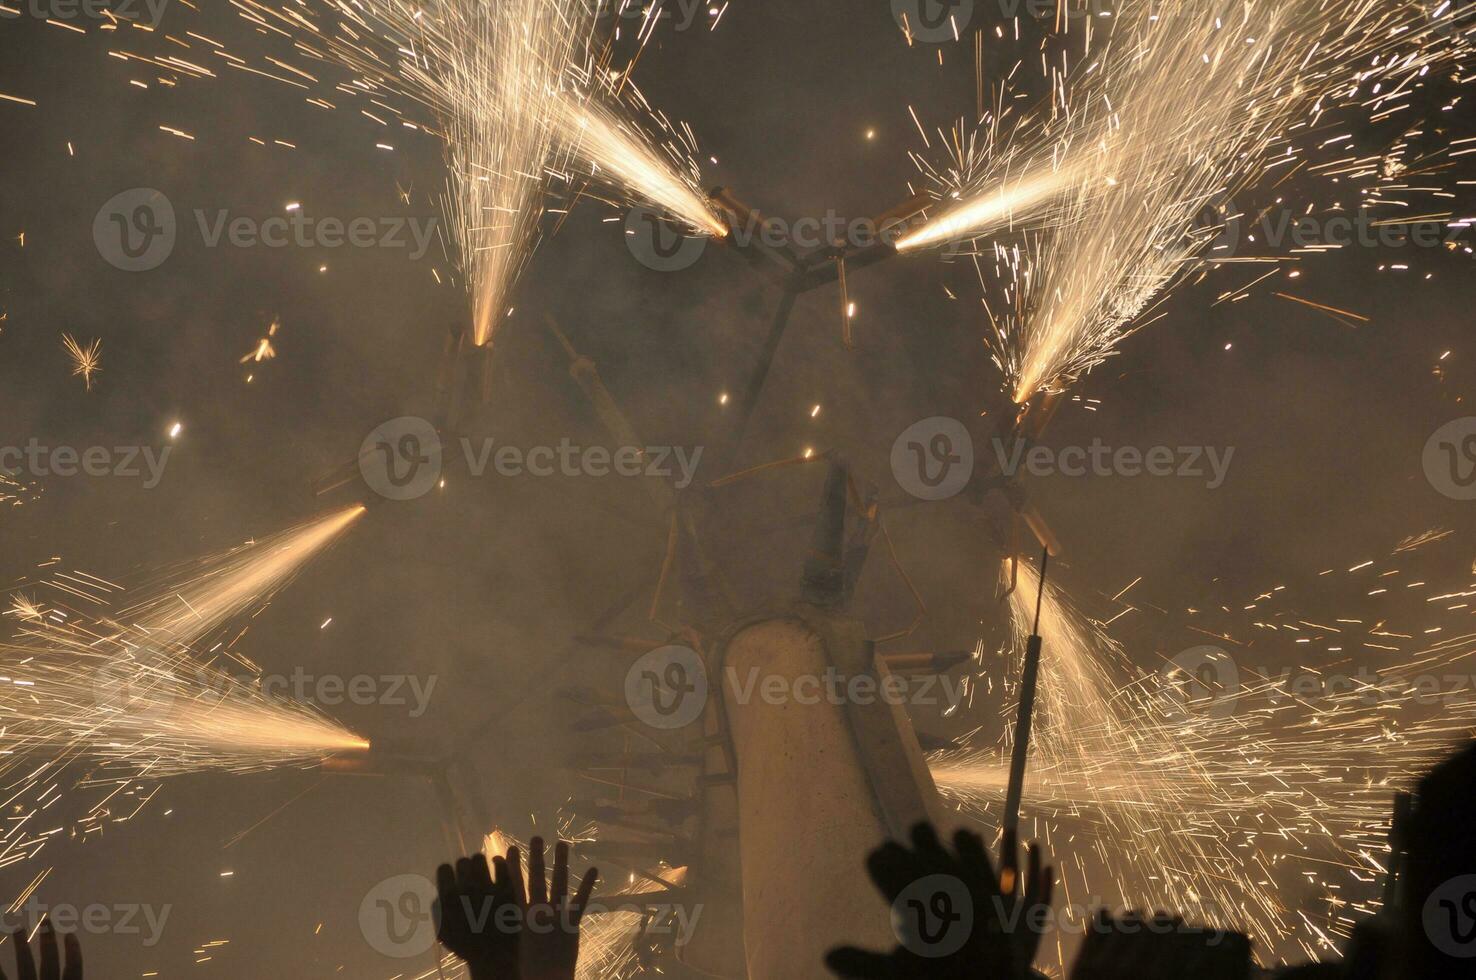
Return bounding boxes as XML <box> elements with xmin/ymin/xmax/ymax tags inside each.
<box><xmin>46</xmin><ymin>0</ymin><xmax>1476</xmax><ymax>966</ymax></box>
<box><xmin>0</xmin><ymin>510</ymin><xmax>372</xmax><ymax>888</ymax></box>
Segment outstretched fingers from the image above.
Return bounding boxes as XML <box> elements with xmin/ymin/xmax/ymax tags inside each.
<box><xmin>527</xmin><ymin>837</ymin><xmax>548</xmax><ymax>908</ymax></box>
<box><xmin>569</xmin><ymin>866</ymin><xmax>598</xmax><ymax>928</ymax></box>
<box><xmin>36</xmin><ymin>923</ymin><xmax>57</xmax><ymax>980</ymax></box>
<box><xmin>10</xmin><ymin>929</ymin><xmax>36</xmax><ymax>980</ymax></box>
<box><xmin>59</xmin><ymin>935</ymin><xmax>80</xmax><ymax>980</ymax></box>
<box><xmin>952</xmin><ymin>828</ymin><xmax>997</xmax><ymax>896</ymax></box>
<box><xmin>504</xmin><ymin>846</ymin><xmax>528</xmax><ymax>910</ymax></box>
<box><xmin>907</xmin><ymin>823</ymin><xmax>949</xmax><ymax>866</ymax></box>
<box><xmin>436</xmin><ymin>863</ymin><xmax>457</xmax><ymax>898</ymax></box>
<box><xmin>454</xmin><ymin>856</ymin><xmax>481</xmax><ymax>896</ymax></box>
<box><xmin>866</xmin><ymin>841</ymin><xmax>924</xmax><ymax>902</ymax></box>
<box><xmin>551</xmin><ymin>840</ymin><xmax>570</xmax><ymax>907</ymax></box>
<box><xmin>468</xmin><ymin>853</ymin><xmax>493</xmax><ymax>891</ymax></box>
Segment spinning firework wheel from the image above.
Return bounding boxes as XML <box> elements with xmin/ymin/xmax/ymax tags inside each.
<box><xmin>521</xmin><ymin>208</ymin><xmax>1065</xmax><ymax>975</ymax></box>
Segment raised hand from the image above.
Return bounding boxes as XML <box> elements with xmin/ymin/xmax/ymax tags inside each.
<box><xmin>519</xmin><ymin>837</ymin><xmax>598</xmax><ymax>980</ymax></box>
<box><xmin>993</xmin><ymin>826</ymin><xmax>1055</xmax><ymax>970</ymax></box>
<box><xmin>1069</xmin><ymin>911</ymin><xmax>1252</xmax><ymax>980</ymax></box>
<box><xmin>825</xmin><ymin>822</ymin><xmax>1054</xmax><ymax>980</ymax></box>
<box><xmin>433</xmin><ymin>838</ymin><xmax>597</xmax><ymax>980</ymax></box>
<box><xmin>434</xmin><ymin>850</ymin><xmax>520</xmax><ymax>980</ymax></box>
<box><xmin>6</xmin><ymin>922</ymin><xmax>83</xmax><ymax>980</ymax></box>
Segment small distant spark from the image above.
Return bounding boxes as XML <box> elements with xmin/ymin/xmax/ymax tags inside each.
<box><xmin>62</xmin><ymin>333</ymin><xmax>101</xmax><ymax>390</ymax></box>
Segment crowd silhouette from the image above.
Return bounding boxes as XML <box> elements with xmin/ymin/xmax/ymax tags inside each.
<box><xmin>3</xmin><ymin>922</ymin><xmax>82</xmax><ymax>980</ymax></box>
<box><xmin>13</xmin><ymin>740</ymin><xmax>1475</xmax><ymax>979</ymax></box>
<box><xmin>433</xmin><ymin>738</ymin><xmax>1476</xmax><ymax>979</ymax></box>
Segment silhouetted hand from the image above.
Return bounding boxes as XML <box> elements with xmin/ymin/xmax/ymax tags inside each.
<box><xmin>5</xmin><ymin>923</ymin><xmax>82</xmax><ymax>980</ymax></box>
<box><xmin>434</xmin><ymin>838</ymin><xmax>597</xmax><ymax>980</ymax></box>
<box><xmin>996</xmin><ymin>827</ymin><xmax>1054</xmax><ymax>970</ymax></box>
<box><xmin>826</xmin><ymin>822</ymin><xmax>1054</xmax><ymax>980</ymax></box>
<box><xmin>519</xmin><ymin>837</ymin><xmax>598</xmax><ymax>980</ymax></box>
<box><xmin>1069</xmin><ymin>911</ymin><xmax>1251</xmax><ymax>980</ymax></box>
<box><xmin>435</xmin><ymin>850</ymin><xmax>520</xmax><ymax>980</ymax></box>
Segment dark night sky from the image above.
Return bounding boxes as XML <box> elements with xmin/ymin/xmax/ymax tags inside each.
<box><xmin>1</xmin><ymin>1</ymin><xmax>1474</xmax><ymax>975</ymax></box>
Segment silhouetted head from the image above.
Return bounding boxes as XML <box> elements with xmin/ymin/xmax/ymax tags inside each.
<box><xmin>1272</xmin><ymin>964</ymin><xmax>1342</xmax><ymax>980</ymax></box>
<box><xmin>1402</xmin><ymin>739</ymin><xmax>1476</xmax><ymax>977</ymax></box>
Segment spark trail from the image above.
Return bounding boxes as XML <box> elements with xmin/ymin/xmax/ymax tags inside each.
<box><xmin>556</xmin><ymin>70</ymin><xmax>729</xmax><ymax>239</ymax></box>
<box><xmin>931</xmin><ymin>539</ymin><xmax>1476</xmax><ymax>965</ymax></box>
<box><xmin>902</xmin><ymin>0</ymin><xmax>1474</xmax><ymax>402</ymax></box>
<box><xmin>0</xmin><ymin>508</ymin><xmax>368</xmax><ymax>873</ymax></box>
<box><xmin>217</xmin><ymin>0</ymin><xmax>723</xmax><ymax>345</ymax></box>
<box><xmin>0</xmin><ymin>615</ymin><xmax>368</xmax><ymax>775</ymax></box>
<box><xmin>1</xmin><ymin>505</ymin><xmax>369</xmax><ymax>774</ymax></box>
<box><xmin>119</xmin><ymin>503</ymin><xmax>366</xmax><ymax>641</ymax></box>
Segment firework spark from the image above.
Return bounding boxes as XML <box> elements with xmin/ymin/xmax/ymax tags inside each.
<box><xmin>0</xmin><ymin>506</ymin><xmax>368</xmax><ymax>876</ymax></box>
<box><xmin>556</xmin><ymin>69</ymin><xmax>729</xmax><ymax>238</ymax></box>
<box><xmin>0</xmin><ymin>615</ymin><xmax>369</xmax><ymax>775</ymax></box>
<box><xmin>0</xmin><ymin>506</ymin><xmax>369</xmax><ymax>772</ymax></box>
<box><xmin>933</xmin><ymin>563</ymin><xmax>1271</xmax><ymax>958</ymax></box>
<box><xmin>906</xmin><ymin>0</ymin><xmax>1474</xmax><ymax>402</ymax></box>
<box><xmin>893</xmin><ymin>167</ymin><xmax>1078</xmax><ymax>254</ymax></box>
<box><xmin>118</xmin><ymin>504</ymin><xmax>366</xmax><ymax>641</ymax></box>
<box><xmin>61</xmin><ymin>333</ymin><xmax>100</xmax><ymax>391</ymax></box>
<box><xmin>0</xmin><ymin>470</ymin><xmax>41</xmax><ymax>511</ymax></box>
<box><xmin>5</xmin><ymin>594</ymin><xmax>44</xmax><ymax>622</ymax></box>
<box><xmin>932</xmin><ymin>537</ymin><xmax>1476</xmax><ymax>966</ymax></box>
<box><xmin>305</xmin><ymin>0</ymin><xmax>596</xmax><ymax>346</ymax></box>
<box><xmin>110</xmin><ymin>0</ymin><xmax>723</xmax><ymax>351</ymax></box>
<box><xmin>334</xmin><ymin>0</ymin><xmax>726</xmax><ymax>341</ymax></box>
<box><xmin>240</xmin><ymin>317</ymin><xmax>280</xmax><ymax>364</ymax></box>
